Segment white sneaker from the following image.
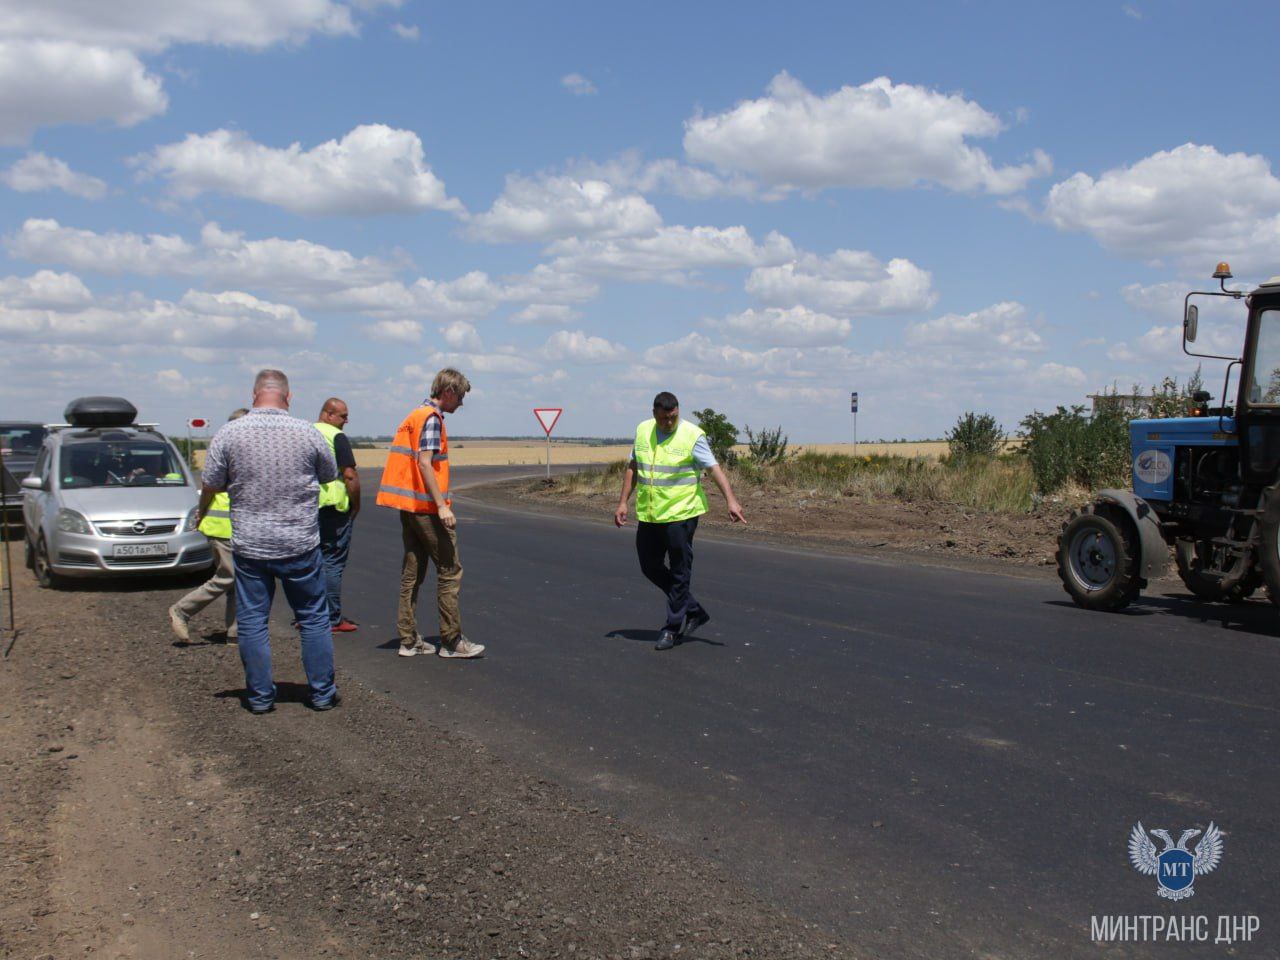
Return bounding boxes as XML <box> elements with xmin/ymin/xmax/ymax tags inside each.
<box><xmin>168</xmin><ymin>605</ymin><xmax>190</xmax><ymax>642</ymax></box>
<box><xmin>398</xmin><ymin>635</ymin><xmax>437</xmax><ymax>657</ymax></box>
<box><xmin>438</xmin><ymin>635</ymin><xmax>485</xmax><ymax>659</ymax></box>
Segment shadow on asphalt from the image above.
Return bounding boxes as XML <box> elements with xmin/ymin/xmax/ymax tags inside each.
<box><xmin>1044</xmin><ymin>596</ymin><xmax>1280</xmax><ymax>637</ymax></box>
<box><xmin>605</xmin><ymin>627</ymin><xmax>725</xmax><ymax>647</ymax></box>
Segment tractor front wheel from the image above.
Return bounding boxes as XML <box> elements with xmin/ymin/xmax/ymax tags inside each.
<box><xmin>1057</xmin><ymin>503</ymin><xmax>1144</xmax><ymax>611</ymax></box>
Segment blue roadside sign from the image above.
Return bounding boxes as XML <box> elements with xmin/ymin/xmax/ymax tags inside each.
<box><xmin>851</xmin><ymin>392</ymin><xmax>859</xmax><ymax>413</ymax></box>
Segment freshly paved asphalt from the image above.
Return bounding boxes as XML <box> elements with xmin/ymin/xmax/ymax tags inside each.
<box><xmin>299</xmin><ymin>466</ymin><xmax>1279</xmax><ymax>958</ymax></box>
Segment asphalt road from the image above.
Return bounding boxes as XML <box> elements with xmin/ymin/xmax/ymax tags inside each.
<box><xmin>309</xmin><ymin>466</ymin><xmax>1280</xmax><ymax>958</ymax></box>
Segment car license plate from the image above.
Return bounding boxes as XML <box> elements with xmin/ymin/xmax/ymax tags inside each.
<box><xmin>113</xmin><ymin>543</ymin><xmax>167</xmax><ymax>558</ymax></box>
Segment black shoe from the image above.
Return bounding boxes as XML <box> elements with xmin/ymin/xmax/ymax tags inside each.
<box><xmin>681</xmin><ymin>609</ymin><xmax>711</xmax><ymax>637</ymax></box>
<box><xmin>655</xmin><ymin>630</ymin><xmax>677</xmax><ymax>651</ymax></box>
<box><xmin>248</xmin><ymin>703</ymin><xmax>275</xmax><ymax>715</ymax></box>
<box><xmin>309</xmin><ymin>692</ymin><xmax>342</xmax><ymax>712</ymax></box>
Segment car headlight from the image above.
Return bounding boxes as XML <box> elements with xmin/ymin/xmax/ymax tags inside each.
<box><xmin>55</xmin><ymin>509</ymin><xmax>92</xmax><ymax>534</ymax></box>
<box><xmin>183</xmin><ymin>507</ymin><xmax>200</xmax><ymax>532</ymax></box>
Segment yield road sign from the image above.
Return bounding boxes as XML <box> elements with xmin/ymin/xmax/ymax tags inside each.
<box><xmin>533</xmin><ymin>408</ymin><xmax>562</xmax><ymax>436</ymax></box>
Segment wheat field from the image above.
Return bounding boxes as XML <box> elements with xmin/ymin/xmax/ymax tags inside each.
<box><xmin>194</xmin><ymin>438</ymin><xmax>1000</xmax><ymax>470</ymax></box>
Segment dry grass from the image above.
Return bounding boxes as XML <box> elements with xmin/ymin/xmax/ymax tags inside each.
<box><xmin>551</xmin><ymin>452</ymin><xmax>1038</xmax><ymax>515</ymax></box>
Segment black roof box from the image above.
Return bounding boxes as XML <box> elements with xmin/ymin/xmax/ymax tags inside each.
<box><xmin>64</xmin><ymin>396</ymin><xmax>138</xmax><ymax>428</ymax></box>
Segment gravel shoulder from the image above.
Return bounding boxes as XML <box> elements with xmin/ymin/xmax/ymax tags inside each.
<box><xmin>1</xmin><ymin>561</ymin><xmax>856</xmax><ymax>959</ymax></box>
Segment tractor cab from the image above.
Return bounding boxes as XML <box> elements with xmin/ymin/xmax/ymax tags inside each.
<box><xmin>1234</xmin><ymin>278</ymin><xmax>1280</xmax><ymax>485</ymax></box>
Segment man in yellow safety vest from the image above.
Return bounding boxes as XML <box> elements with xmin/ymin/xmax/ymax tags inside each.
<box><xmin>614</xmin><ymin>391</ymin><xmax>745</xmax><ymax>650</ymax></box>
<box><xmin>315</xmin><ymin>398</ymin><xmax>361</xmax><ymax>632</ymax></box>
<box><xmin>169</xmin><ymin>407</ymin><xmax>248</xmax><ymax>643</ymax></box>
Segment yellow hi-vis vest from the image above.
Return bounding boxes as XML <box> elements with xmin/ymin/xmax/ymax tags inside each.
<box><xmin>199</xmin><ymin>492</ymin><xmax>232</xmax><ymax>539</ymax></box>
<box><xmin>314</xmin><ymin>421</ymin><xmax>350</xmax><ymax>512</ymax></box>
<box><xmin>633</xmin><ymin>418</ymin><xmax>709</xmax><ymax>524</ymax></box>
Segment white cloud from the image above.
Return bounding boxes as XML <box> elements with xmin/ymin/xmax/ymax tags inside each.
<box><xmin>2</xmin><ymin>152</ymin><xmax>107</xmax><ymax>199</ymax></box>
<box><xmin>138</xmin><ymin>124</ymin><xmax>461</xmax><ymax>216</ymax></box>
<box><xmin>549</xmin><ymin>225</ymin><xmax>796</xmax><ymax>283</ymax></box>
<box><xmin>0</xmin><ymin>2</ymin><xmax>397</xmax><ymax>143</ymax></box>
<box><xmin>1044</xmin><ymin>144</ymin><xmax>1280</xmax><ymax>270</ymax></box>
<box><xmin>541</xmin><ymin>329</ymin><xmax>628</xmax><ymax>364</ymax></box>
<box><xmin>8</xmin><ymin>218</ymin><xmax>601</xmax><ymax>323</ymax></box>
<box><xmin>683</xmin><ymin>72</ymin><xmax>1051</xmax><ymax>196</ymax></box>
<box><xmin>511</xmin><ymin>303</ymin><xmax>580</xmax><ymax>325</ymax></box>
<box><xmin>561</xmin><ymin>73</ymin><xmax>597</xmax><ymax>96</ymax></box>
<box><xmin>0</xmin><ymin>270</ymin><xmax>93</xmax><ymax>310</ymax></box>
<box><xmin>746</xmin><ymin>249</ymin><xmax>936</xmax><ymax>316</ymax></box>
<box><xmin>8</xmin><ymin>218</ymin><xmax>396</xmax><ymax>295</ymax></box>
<box><xmin>440</xmin><ymin>320</ymin><xmax>483</xmax><ymax>352</ymax></box>
<box><xmin>906</xmin><ymin>301</ymin><xmax>1045</xmax><ymax>352</ymax></box>
<box><xmin>468</xmin><ymin>174</ymin><xmax>660</xmax><ymax>243</ymax></box>
<box><xmin>571</xmin><ymin>152</ymin><xmax>764</xmax><ymax>201</ymax></box>
<box><xmin>391</xmin><ymin>23</ymin><xmax>420</xmax><ymax>40</ymax></box>
<box><xmin>0</xmin><ymin>278</ymin><xmax>314</xmax><ymax>347</ymax></box>
<box><xmin>0</xmin><ymin>40</ymin><xmax>167</xmax><ymax>145</ymax></box>
<box><xmin>709</xmin><ymin>305</ymin><xmax>851</xmax><ymax>347</ymax></box>
<box><xmin>1035</xmin><ymin>362</ymin><xmax>1088</xmax><ymax>387</ymax></box>
<box><xmin>365</xmin><ymin>319</ymin><xmax>423</xmax><ymax>343</ymax></box>
<box><xmin>0</xmin><ymin>0</ymin><xmax>397</xmax><ymax>52</ymax></box>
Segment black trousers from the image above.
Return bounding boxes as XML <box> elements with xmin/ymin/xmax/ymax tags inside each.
<box><xmin>636</xmin><ymin>517</ymin><xmax>706</xmax><ymax>632</ymax></box>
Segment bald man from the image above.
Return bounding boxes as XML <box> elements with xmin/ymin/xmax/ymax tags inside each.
<box><xmin>315</xmin><ymin>397</ymin><xmax>361</xmax><ymax>632</ymax></box>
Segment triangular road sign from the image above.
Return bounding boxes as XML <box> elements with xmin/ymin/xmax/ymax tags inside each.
<box><xmin>533</xmin><ymin>407</ymin><xmax>562</xmax><ymax>436</ymax></box>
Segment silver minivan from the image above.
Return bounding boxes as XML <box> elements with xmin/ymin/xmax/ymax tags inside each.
<box><xmin>22</xmin><ymin>397</ymin><xmax>212</xmax><ymax>586</ymax></box>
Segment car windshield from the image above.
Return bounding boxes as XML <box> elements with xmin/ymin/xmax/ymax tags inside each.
<box><xmin>58</xmin><ymin>440</ymin><xmax>187</xmax><ymax>488</ymax></box>
<box><xmin>1</xmin><ymin>426</ymin><xmax>46</xmax><ymax>456</ymax></box>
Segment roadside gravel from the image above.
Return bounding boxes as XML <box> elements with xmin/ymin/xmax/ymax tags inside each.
<box><xmin>0</xmin><ymin>565</ymin><xmax>857</xmax><ymax>959</ymax></box>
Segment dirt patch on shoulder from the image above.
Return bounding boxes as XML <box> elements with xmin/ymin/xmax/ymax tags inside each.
<box><xmin>1</xmin><ymin>566</ymin><xmax>857</xmax><ymax>959</ymax></box>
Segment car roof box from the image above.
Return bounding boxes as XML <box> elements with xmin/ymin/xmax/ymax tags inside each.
<box><xmin>64</xmin><ymin>396</ymin><xmax>138</xmax><ymax>428</ymax></box>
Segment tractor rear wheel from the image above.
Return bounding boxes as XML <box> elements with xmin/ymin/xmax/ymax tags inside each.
<box><xmin>1057</xmin><ymin>503</ymin><xmax>1143</xmax><ymax>611</ymax></box>
<box><xmin>1175</xmin><ymin>539</ymin><xmax>1258</xmax><ymax>603</ymax></box>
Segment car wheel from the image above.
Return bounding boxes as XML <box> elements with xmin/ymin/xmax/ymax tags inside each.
<box><xmin>33</xmin><ymin>534</ymin><xmax>62</xmax><ymax>589</ymax></box>
<box><xmin>24</xmin><ymin>527</ymin><xmax>35</xmax><ymax>570</ymax></box>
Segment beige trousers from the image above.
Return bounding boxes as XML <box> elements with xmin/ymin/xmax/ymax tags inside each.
<box><xmin>174</xmin><ymin>536</ymin><xmax>237</xmax><ymax>635</ymax></box>
<box><xmin>397</xmin><ymin>511</ymin><xmax>462</xmax><ymax>645</ymax></box>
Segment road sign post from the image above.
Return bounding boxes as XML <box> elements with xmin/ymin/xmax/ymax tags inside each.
<box><xmin>850</xmin><ymin>392</ymin><xmax>859</xmax><ymax>456</ymax></box>
<box><xmin>533</xmin><ymin>408</ymin><xmax>563</xmax><ymax>479</ymax></box>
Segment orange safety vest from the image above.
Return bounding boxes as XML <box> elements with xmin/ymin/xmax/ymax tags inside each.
<box><xmin>376</xmin><ymin>404</ymin><xmax>450</xmax><ymax>513</ymax></box>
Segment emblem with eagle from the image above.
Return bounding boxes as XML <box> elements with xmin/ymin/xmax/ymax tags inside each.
<box><xmin>1128</xmin><ymin>821</ymin><xmax>1223</xmax><ymax>900</ymax></box>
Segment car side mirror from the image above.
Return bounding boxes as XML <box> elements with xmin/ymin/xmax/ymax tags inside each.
<box><xmin>20</xmin><ymin>475</ymin><xmax>44</xmax><ymax>491</ymax></box>
<box><xmin>1185</xmin><ymin>304</ymin><xmax>1199</xmax><ymax>343</ymax></box>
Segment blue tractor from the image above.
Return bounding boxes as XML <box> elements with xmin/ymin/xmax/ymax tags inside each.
<box><xmin>1058</xmin><ymin>263</ymin><xmax>1280</xmax><ymax>610</ymax></box>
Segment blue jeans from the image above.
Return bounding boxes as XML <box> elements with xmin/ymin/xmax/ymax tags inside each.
<box><xmin>233</xmin><ymin>547</ymin><xmax>336</xmax><ymax>711</ymax></box>
<box><xmin>318</xmin><ymin>508</ymin><xmax>353</xmax><ymax>625</ymax></box>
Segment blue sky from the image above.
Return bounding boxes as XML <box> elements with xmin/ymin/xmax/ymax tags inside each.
<box><xmin>2</xmin><ymin>0</ymin><xmax>1277</xmax><ymax>440</ymax></box>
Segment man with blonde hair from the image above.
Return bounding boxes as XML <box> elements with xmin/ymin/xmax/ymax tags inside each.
<box><xmin>377</xmin><ymin>368</ymin><xmax>485</xmax><ymax>659</ymax></box>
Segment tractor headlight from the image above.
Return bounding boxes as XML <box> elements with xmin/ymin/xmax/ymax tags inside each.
<box><xmin>55</xmin><ymin>509</ymin><xmax>92</xmax><ymax>535</ymax></box>
<box><xmin>183</xmin><ymin>507</ymin><xmax>200</xmax><ymax>532</ymax></box>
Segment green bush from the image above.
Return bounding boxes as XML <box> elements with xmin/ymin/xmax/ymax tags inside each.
<box><xmin>691</xmin><ymin>407</ymin><xmax>739</xmax><ymax>465</ymax></box>
<box><xmin>946</xmin><ymin>411</ymin><xmax>1005</xmax><ymax>460</ymax></box>
<box><xmin>744</xmin><ymin>423</ymin><xmax>790</xmax><ymax>465</ymax></box>
<box><xmin>1019</xmin><ymin>405</ymin><xmax>1129</xmax><ymax>493</ymax></box>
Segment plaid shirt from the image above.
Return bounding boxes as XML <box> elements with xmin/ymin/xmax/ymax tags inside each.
<box><xmin>417</xmin><ymin>398</ymin><xmax>444</xmax><ymax>453</ymax></box>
